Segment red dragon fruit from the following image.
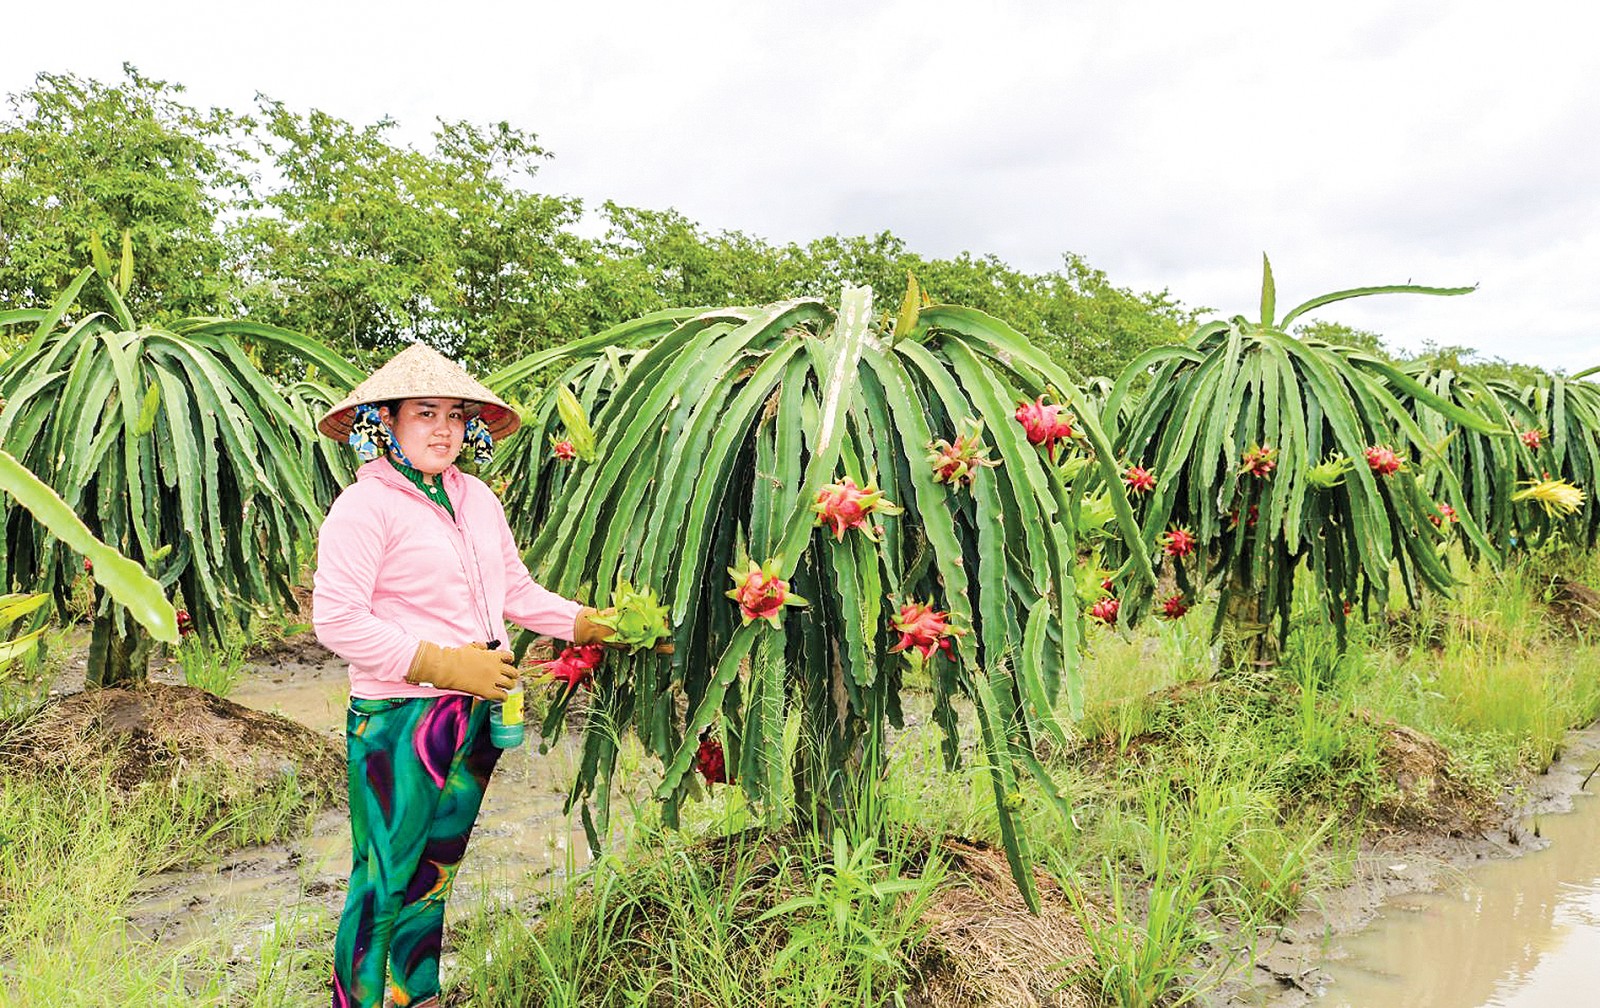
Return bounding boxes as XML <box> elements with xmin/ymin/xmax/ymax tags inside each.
<box><xmin>1363</xmin><ymin>444</ymin><xmax>1402</xmax><ymax>476</ymax></box>
<box><xmin>1240</xmin><ymin>445</ymin><xmax>1277</xmax><ymax>479</ymax></box>
<box><xmin>1014</xmin><ymin>396</ymin><xmax>1076</xmax><ymax>461</ymax></box>
<box><xmin>726</xmin><ymin>557</ymin><xmax>809</xmax><ymax>627</ymax></box>
<box><xmin>83</xmin><ymin>558</ymin><xmax>93</xmax><ymax>575</ymax></box>
<box><xmin>1159</xmin><ymin>594</ymin><xmax>1189</xmax><ymax>619</ymax></box>
<box><xmin>694</xmin><ymin>730</ymin><xmax>727</xmax><ymax>786</ymax></box>
<box><xmin>927</xmin><ymin>418</ymin><xmax>1000</xmax><ymax>488</ymax></box>
<box><xmin>1089</xmin><ymin>597</ymin><xmax>1120</xmax><ymax>624</ymax></box>
<box><xmin>1123</xmin><ymin>465</ymin><xmax>1156</xmax><ymax>495</ymax></box>
<box><xmin>1521</xmin><ymin>429</ymin><xmax>1543</xmax><ymax>451</ymax></box>
<box><xmin>550</xmin><ymin>437</ymin><xmax>577</xmax><ymax>461</ymax></box>
<box><xmin>812</xmin><ymin>477</ymin><xmax>902</xmax><ymax>541</ymax></box>
<box><xmin>1160</xmin><ymin>527</ymin><xmax>1197</xmax><ymax>557</ymax></box>
<box><xmin>1227</xmin><ymin>504</ymin><xmax>1260</xmax><ymax>529</ymax></box>
<box><xmin>887</xmin><ymin>601</ymin><xmax>966</xmax><ymax>662</ymax></box>
<box><xmin>1428</xmin><ymin>501</ymin><xmax>1459</xmax><ymax>528</ymax></box>
<box><xmin>537</xmin><ymin>643</ymin><xmax>605</xmax><ymax>689</ymax></box>
<box><xmin>175</xmin><ymin>609</ymin><xmax>194</xmax><ymax>637</ymax></box>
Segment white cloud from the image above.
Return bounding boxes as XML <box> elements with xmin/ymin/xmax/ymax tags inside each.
<box><xmin>4</xmin><ymin>0</ymin><xmax>1596</xmax><ymax>370</ymax></box>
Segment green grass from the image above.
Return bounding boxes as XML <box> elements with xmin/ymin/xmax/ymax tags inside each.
<box><xmin>0</xmin><ymin>766</ymin><xmax>332</xmax><ymax>1005</ymax></box>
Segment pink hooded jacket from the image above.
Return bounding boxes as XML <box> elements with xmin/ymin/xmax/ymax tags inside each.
<box><xmin>313</xmin><ymin>458</ymin><xmax>582</xmax><ymax>699</ymax></box>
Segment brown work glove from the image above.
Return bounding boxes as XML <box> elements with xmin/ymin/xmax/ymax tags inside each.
<box><xmin>406</xmin><ymin>640</ymin><xmax>518</xmax><ymax>700</ymax></box>
<box><xmin>572</xmin><ymin>606</ymin><xmax>620</xmax><ymax>647</ymax></box>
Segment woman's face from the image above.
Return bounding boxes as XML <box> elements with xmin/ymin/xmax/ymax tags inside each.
<box><xmin>380</xmin><ymin>398</ymin><xmax>467</xmax><ymax>475</ymax></box>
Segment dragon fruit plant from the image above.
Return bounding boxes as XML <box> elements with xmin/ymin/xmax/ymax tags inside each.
<box><xmin>1105</xmin><ymin>257</ymin><xmax>1495</xmax><ymax>666</ymax></box>
<box><xmin>1394</xmin><ymin>364</ymin><xmax>1597</xmax><ymax>556</ymax></box>
<box><xmin>488</xmin><ymin>286</ymin><xmax>1151</xmax><ymax>908</ymax></box>
<box><xmin>0</xmin><ymin>265</ymin><xmax>359</xmax><ymax>686</ymax></box>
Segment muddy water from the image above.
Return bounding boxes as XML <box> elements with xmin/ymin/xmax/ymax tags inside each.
<box><xmin>127</xmin><ymin>650</ymin><xmax>603</xmax><ymax>946</ymax></box>
<box><xmin>1310</xmin><ymin>730</ymin><xmax>1600</xmax><ymax>1008</ymax></box>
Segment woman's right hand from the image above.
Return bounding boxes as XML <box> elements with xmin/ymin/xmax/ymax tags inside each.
<box><xmin>406</xmin><ymin>640</ymin><xmax>518</xmax><ymax>700</ymax></box>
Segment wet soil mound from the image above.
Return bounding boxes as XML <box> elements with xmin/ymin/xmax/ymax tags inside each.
<box><xmin>1549</xmin><ymin>577</ymin><xmax>1600</xmax><ymax>634</ymax></box>
<box><xmin>1365</xmin><ymin>720</ymin><xmax>1494</xmax><ymax>834</ymax></box>
<box><xmin>0</xmin><ymin>682</ymin><xmax>344</xmax><ymax>803</ymax></box>
<box><xmin>910</xmin><ymin>837</ymin><xmax>1095</xmax><ymax>1008</ymax></box>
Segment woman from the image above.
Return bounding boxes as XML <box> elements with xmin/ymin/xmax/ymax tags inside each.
<box><xmin>313</xmin><ymin>344</ymin><xmax>616</xmax><ymax>1008</ymax></box>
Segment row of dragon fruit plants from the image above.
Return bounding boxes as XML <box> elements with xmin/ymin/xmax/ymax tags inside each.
<box><xmin>2</xmin><ymin>261</ymin><xmax>1595</xmax><ymax>902</ymax></box>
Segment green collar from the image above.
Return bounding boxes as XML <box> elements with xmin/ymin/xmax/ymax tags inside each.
<box><xmin>392</xmin><ymin>459</ymin><xmax>454</xmax><ymax>517</ymax></box>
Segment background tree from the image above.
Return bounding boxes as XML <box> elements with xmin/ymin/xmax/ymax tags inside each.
<box><xmin>229</xmin><ymin>102</ymin><xmax>590</xmax><ymax>367</ymax></box>
<box><xmin>0</xmin><ymin>65</ymin><xmax>249</xmax><ymax>319</ymax></box>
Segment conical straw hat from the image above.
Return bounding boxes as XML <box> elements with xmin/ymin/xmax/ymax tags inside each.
<box><xmin>317</xmin><ymin>344</ymin><xmax>520</xmax><ymax>441</ymax></box>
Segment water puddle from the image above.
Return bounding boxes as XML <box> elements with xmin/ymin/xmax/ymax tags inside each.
<box><xmin>1310</xmin><ymin>729</ymin><xmax>1600</xmax><ymax>1007</ymax></box>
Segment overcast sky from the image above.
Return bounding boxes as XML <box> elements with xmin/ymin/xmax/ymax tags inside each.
<box><xmin>5</xmin><ymin>0</ymin><xmax>1596</xmax><ymax>372</ymax></box>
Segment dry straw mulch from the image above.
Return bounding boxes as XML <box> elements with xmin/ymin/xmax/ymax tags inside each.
<box><xmin>910</xmin><ymin>837</ymin><xmax>1097</xmax><ymax>1008</ymax></box>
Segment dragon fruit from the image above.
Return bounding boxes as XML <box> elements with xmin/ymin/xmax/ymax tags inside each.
<box><xmin>1159</xmin><ymin>594</ymin><xmax>1189</xmax><ymax>619</ymax></box>
<box><xmin>887</xmin><ymin>601</ymin><xmax>966</xmax><ymax>662</ymax></box>
<box><xmin>1014</xmin><ymin>396</ymin><xmax>1076</xmax><ymax>462</ymax></box>
<box><xmin>1123</xmin><ymin>465</ymin><xmax>1156</xmax><ymax>495</ymax></box>
<box><xmin>550</xmin><ymin>437</ymin><xmax>577</xmax><ymax>461</ymax></box>
<box><xmin>590</xmin><ymin>579</ymin><xmax>672</xmax><ymax>651</ymax></box>
<box><xmin>812</xmin><ymin>477</ymin><xmax>902</xmax><ymax>541</ymax></box>
<box><xmin>1089</xmin><ymin>597</ymin><xmax>1120</xmax><ymax>624</ymax></box>
<box><xmin>1363</xmin><ymin>445</ymin><xmax>1402</xmax><ymax>476</ymax></box>
<box><xmin>1160</xmin><ymin>527</ymin><xmax>1197</xmax><ymax>557</ymax></box>
<box><xmin>1521</xmin><ymin>429</ymin><xmax>1543</xmax><ymax>451</ymax></box>
<box><xmin>537</xmin><ymin>643</ymin><xmax>605</xmax><ymax>689</ymax></box>
<box><xmin>1227</xmin><ymin>505</ymin><xmax>1260</xmax><ymax>529</ymax></box>
<box><xmin>1240</xmin><ymin>445</ymin><xmax>1277</xmax><ymax>479</ymax></box>
<box><xmin>927</xmin><ymin>418</ymin><xmax>1000</xmax><ymax>488</ymax></box>
<box><xmin>694</xmin><ymin>730</ymin><xmax>727</xmax><ymax>786</ymax></box>
<box><xmin>1428</xmin><ymin>502</ymin><xmax>1459</xmax><ymax>527</ymax></box>
<box><xmin>175</xmin><ymin>609</ymin><xmax>194</xmax><ymax>637</ymax></box>
<box><xmin>726</xmin><ymin>557</ymin><xmax>809</xmax><ymax>627</ymax></box>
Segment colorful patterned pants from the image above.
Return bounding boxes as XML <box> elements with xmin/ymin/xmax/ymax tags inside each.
<box><xmin>334</xmin><ymin>694</ymin><xmax>500</xmax><ymax>1008</ymax></box>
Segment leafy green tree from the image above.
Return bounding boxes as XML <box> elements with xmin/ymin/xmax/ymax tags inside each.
<box><xmin>492</xmin><ymin>288</ymin><xmax>1151</xmax><ymax>905</ymax></box>
<box><xmin>0</xmin><ymin>268</ymin><xmax>354</xmax><ymax>686</ymax></box>
<box><xmin>0</xmin><ymin>64</ymin><xmax>249</xmax><ymax>319</ymax></box>
<box><xmin>592</xmin><ymin>202</ymin><xmax>801</xmax><ymax>311</ymax></box>
<box><xmin>229</xmin><ymin>102</ymin><xmax>590</xmax><ymax>366</ymax></box>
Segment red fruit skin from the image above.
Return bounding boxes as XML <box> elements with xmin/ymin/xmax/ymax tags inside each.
<box><xmin>888</xmin><ymin>602</ymin><xmax>961</xmax><ymax>661</ymax></box>
<box><xmin>539</xmin><ymin>643</ymin><xmax>605</xmax><ymax>688</ymax></box>
<box><xmin>1124</xmin><ymin>466</ymin><xmax>1156</xmax><ymax>494</ymax></box>
<box><xmin>1014</xmin><ymin>397</ymin><xmax>1073</xmax><ymax>461</ymax></box>
<box><xmin>552</xmin><ymin>440</ymin><xmax>577</xmax><ymax>461</ymax></box>
<box><xmin>1159</xmin><ymin>594</ymin><xmax>1188</xmax><ymax>619</ymax></box>
<box><xmin>1161</xmin><ymin>528</ymin><xmax>1197</xmax><ymax>557</ymax></box>
<box><xmin>694</xmin><ymin>734</ymin><xmax>727</xmax><ymax>785</ymax></box>
<box><xmin>732</xmin><ymin>570</ymin><xmax>788</xmax><ymax>623</ymax></box>
<box><xmin>1363</xmin><ymin>446</ymin><xmax>1401</xmax><ymax>476</ymax></box>
<box><xmin>1089</xmin><ymin>597</ymin><xmax>1119</xmax><ymax>624</ymax></box>
<box><xmin>1521</xmin><ymin>429</ymin><xmax>1543</xmax><ymax>451</ymax></box>
<box><xmin>814</xmin><ymin>478</ymin><xmax>872</xmax><ymax>540</ymax></box>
